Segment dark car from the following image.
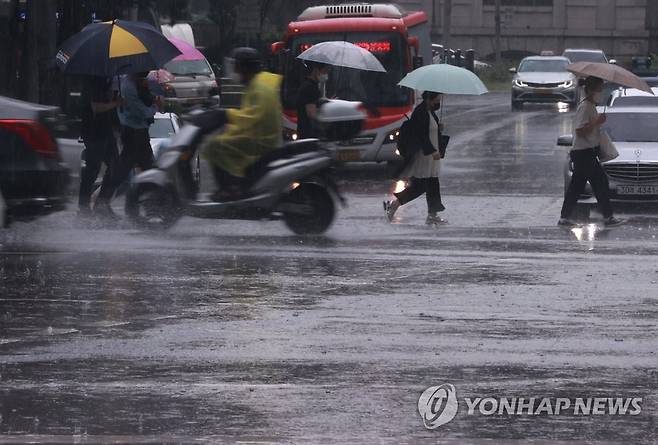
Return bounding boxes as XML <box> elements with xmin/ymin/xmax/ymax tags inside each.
<box><xmin>0</xmin><ymin>96</ymin><xmax>70</xmax><ymax>225</ymax></box>
<box><xmin>562</xmin><ymin>48</ymin><xmax>615</xmax><ymax>64</ymax></box>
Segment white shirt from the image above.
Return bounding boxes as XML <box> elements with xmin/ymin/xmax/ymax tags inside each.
<box><xmin>572</xmin><ymin>100</ymin><xmax>600</xmax><ymax>151</ymax></box>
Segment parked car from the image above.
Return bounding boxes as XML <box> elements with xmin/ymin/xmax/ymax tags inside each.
<box><xmin>510</xmin><ymin>56</ymin><xmax>578</xmax><ymax>110</ymax></box>
<box><xmin>559</xmin><ymin>106</ymin><xmax>658</xmax><ymax>216</ymax></box>
<box><xmin>562</xmin><ymin>48</ymin><xmax>616</xmax><ymax>65</ymax></box>
<box><xmin>0</xmin><ymin>96</ymin><xmax>70</xmax><ymax>225</ymax></box>
<box><xmin>607</xmin><ymin>87</ymin><xmax>658</xmax><ymax>107</ymax></box>
<box><xmin>158</xmin><ymin>38</ymin><xmax>220</xmax><ymax>112</ymax></box>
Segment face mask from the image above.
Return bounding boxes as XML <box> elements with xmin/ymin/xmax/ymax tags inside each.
<box><xmin>318</xmin><ymin>73</ymin><xmax>329</xmax><ymax>83</ymax></box>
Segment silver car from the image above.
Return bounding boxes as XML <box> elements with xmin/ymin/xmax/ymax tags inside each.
<box><xmin>559</xmin><ymin>106</ymin><xmax>658</xmax><ymax>216</ymax></box>
<box><xmin>510</xmin><ymin>56</ymin><xmax>578</xmax><ymax>110</ymax></box>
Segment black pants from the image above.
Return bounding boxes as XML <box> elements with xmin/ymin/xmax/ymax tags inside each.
<box><xmin>100</xmin><ymin>127</ymin><xmax>154</xmax><ymax>201</ymax></box>
<box><xmin>560</xmin><ymin>147</ymin><xmax>613</xmax><ymax>219</ymax></box>
<box><xmin>212</xmin><ymin>167</ymin><xmax>243</xmax><ymax>192</ymax></box>
<box><xmin>394</xmin><ymin>177</ymin><xmax>445</xmax><ymax>214</ymax></box>
<box><xmin>78</xmin><ymin>136</ymin><xmax>118</xmax><ymax>209</ymax></box>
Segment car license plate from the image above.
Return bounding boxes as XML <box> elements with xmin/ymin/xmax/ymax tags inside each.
<box><xmin>617</xmin><ymin>185</ymin><xmax>658</xmax><ymax>195</ymax></box>
<box><xmin>336</xmin><ymin>149</ymin><xmax>360</xmax><ymax>161</ymax></box>
<box><xmin>536</xmin><ymin>88</ymin><xmax>552</xmax><ymax>95</ymax></box>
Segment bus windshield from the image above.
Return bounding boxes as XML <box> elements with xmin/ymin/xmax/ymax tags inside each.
<box><xmin>281</xmin><ymin>32</ymin><xmax>411</xmax><ymax>110</ymax></box>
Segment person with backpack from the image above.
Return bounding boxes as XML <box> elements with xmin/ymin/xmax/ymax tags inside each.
<box><xmin>383</xmin><ymin>91</ymin><xmax>446</xmax><ymax>225</ymax></box>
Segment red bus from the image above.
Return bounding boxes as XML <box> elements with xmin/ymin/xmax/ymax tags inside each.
<box><xmin>271</xmin><ymin>3</ymin><xmax>431</xmax><ymax>162</ymax></box>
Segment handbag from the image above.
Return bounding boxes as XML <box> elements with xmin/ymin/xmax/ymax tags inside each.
<box><xmin>598</xmin><ymin>130</ymin><xmax>619</xmax><ymax>162</ymax></box>
<box><xmin>431</xmin><ymin>110</ymin><xmax>450</xmax><ymax>159</ymax></box>
<box><xmin>438</xmin><ymin>135</ymin><xmax>450</xmax><ymax>159</ymax></box>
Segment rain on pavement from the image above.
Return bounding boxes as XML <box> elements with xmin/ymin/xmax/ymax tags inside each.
<box><xmin>1</xmin><ymin>92</ymin><xmax>656</xmax><ymax>444</ymax></box>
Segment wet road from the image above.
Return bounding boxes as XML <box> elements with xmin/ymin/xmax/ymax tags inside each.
<box><xmin>1</xmin><ymin>93</ymin><xmax>657</xmax><ymax>444</ymax></box>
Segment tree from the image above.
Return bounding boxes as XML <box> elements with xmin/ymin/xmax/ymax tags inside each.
<box><xmin>208</xmin><ymin>0</ymin><xmax>240</xmax><ymax>56</ymax></box>
<box><xmin>442</xmin><ymin>0</ymin><xmax>452</xmax><ymax>50</ymax></box>
<box><xmin>25</xmin><ymin>0</ymin><xmax>57</xmax><ymax>103</ymax></box>
<box><xmin>258</xmin><ymin>0</ymin><xmax>275</xmax><ymax>37</ymax></box>
<box><xmin>494</xmin><ymin>0</ymin><xmax>501</xmax><ymax>63</ymax></box>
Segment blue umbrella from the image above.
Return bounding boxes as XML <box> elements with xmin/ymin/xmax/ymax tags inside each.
<box><xmin>398</xmin><ymin>64</ymin><xmax>488</xmax><ymax>95</ymax></box>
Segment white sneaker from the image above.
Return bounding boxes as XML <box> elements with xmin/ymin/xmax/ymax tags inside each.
<box><xmin>383</xmin><ymin>200</ymin><xmax>399</xmax><ymax>222</ymax></box>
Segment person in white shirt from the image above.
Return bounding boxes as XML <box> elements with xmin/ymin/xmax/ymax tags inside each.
<box><xmin>559</xmin><ymin>76</ymin><xmax>622</xmax><ymax>227</ymax></box>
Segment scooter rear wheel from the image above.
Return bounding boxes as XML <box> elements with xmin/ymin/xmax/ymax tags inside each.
<box><xmin>125</xmin><ymin>184</ymin><xmax>180</xmax><ymax>230</ymax></box>
<box><xmin>283</xmin><ymin>183</ymin><xmax>335</xmax><ymax>235</ymax></box>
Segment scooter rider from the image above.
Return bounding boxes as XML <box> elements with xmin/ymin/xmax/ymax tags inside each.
<box><xmin>202</xmin><ymin>47</ymin><xmax>283</xmax><ymax>201</ymax></box>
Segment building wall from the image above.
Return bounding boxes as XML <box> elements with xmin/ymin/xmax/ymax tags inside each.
<box><xmin>395</xmin><ymin>0</ymin><xmax>649</xmax><ymax>61</ymax></box>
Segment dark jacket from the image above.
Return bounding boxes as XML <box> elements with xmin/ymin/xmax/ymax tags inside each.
<box><xmin>394</xmin><ymin>101</ymin><xmax>440</xmax><ymax>178</ymax></box>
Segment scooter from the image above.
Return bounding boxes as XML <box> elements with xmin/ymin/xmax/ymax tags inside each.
<box><xmin>125</xmin><ymin>100</ymin><xmax>366</xmax><ymax>235</ymax></box>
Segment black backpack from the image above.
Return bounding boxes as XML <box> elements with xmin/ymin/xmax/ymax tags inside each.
<box><xmin>397</xmin><ymin>114</ymin><xmax>414</xmax><ymax>159</ymax></box>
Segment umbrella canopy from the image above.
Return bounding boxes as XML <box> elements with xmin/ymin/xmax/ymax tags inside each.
<box><xmin>566</xmin><ymin>62</ymin><xmax>654</xmax><ymax>94</ymax></box>
<box><xmin>56</xmin><ymin>19</ymin><xmax>181</xmax><ymax>76</ymax></box>
<box><xmin>168</xmin><ymin>37</ymin><xmax>205</xmax><ymax>61</ymax></box>
<box><xmin>297</xmin><ymin>41</ymin><xmax>386</xmax><ymax>72</ymax></box>
<box><xmin>398</xmin><ymin>64</ymin><xmax>488</xmax><ymax>95</ymax></box>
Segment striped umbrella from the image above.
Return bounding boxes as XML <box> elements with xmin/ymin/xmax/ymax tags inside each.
<box><xmin>56</xmin><ymin>20</ymin><xmax>181</xmax><ymax>76</ymax></box>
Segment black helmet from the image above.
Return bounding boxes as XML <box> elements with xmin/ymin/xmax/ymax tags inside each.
<box><xmin>232</xmin><ymin>47</ymin><xmax>262</xmax><ymax>74</ymax></box>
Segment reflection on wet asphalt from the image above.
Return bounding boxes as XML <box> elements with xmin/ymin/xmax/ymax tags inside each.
<box><xmin>1</xmin><ymin>93</ymin><xmax>656</xmax><ymax>444</ymax></box>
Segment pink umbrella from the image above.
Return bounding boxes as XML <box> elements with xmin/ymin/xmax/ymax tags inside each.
<box><xmin>168</xmin><ymin>37</ymin><xmax>205</xmax><ymax>61</ymax></box>
<box><xmin>148</xmin><ymin>38</ymin><xmax>206</xmax><ymax>86</ymax></box>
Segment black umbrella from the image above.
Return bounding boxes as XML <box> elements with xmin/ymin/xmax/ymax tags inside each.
<box><xmin>56</xmin><ymin>20</ymin><xmax>181</xmax><ymax>76</ymax></box>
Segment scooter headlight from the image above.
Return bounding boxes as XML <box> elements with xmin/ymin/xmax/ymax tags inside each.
<box><xmin>283</xmin><ymin>128</ymin><xmax>298</xmax><ymax>141</ymax></box>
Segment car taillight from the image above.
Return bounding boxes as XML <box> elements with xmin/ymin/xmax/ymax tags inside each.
<box><xmin>209</xmin><ymin>80</ymin><xmax>220</xmax><ymax>96</ymax></box>
<box><xmin>0</xmin><ymin>119</ymin><xmax>58</xmax><ymax>160</ymax></box>
<box><xmin>164</xmin><ymin>83</ymin><xmax>176</xmax><ymax>98</ymax></box>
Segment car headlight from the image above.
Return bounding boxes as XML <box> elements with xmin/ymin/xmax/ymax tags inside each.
<box><xmin>559</xmin><ymin>80</ymin><xmax>574</xmax><ymax>88</ymax></box>
<box><xmin>384</xmin><ymin>128</ymin><xmax>400</xmax><ymax>145</ymax></box>
<box><xmin>513</xmin><ymin>79</ymin><xmax>527</xmax><ymax>88</ymax></box>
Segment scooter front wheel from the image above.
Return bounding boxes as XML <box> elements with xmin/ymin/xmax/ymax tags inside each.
<box><xmin>125</xmin><ymin>183</ymin><xmax>181</xmax><ymax>230</ymax></box>
<box><xmin>282</xmin><ymin>183</ymin><xmax>335</xmax><ymax>235</ymax></box>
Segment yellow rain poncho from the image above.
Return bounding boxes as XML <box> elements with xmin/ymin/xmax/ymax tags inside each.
<box><xmin>202</xmin><ymin>71</ymin><xmax>283</xmax><ymax>177</ymax></box>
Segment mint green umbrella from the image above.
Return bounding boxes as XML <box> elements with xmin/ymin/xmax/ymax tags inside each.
<box><xmin>398</xmin><ymin>64</ymin><xmax>488</xmax><ymax>95</ymax></box>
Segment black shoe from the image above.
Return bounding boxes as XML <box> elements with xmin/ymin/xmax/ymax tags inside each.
<box><xmin>76</xmin><ymin>207</ymin><xmax>93</xmax><ymax>219</ymax></box>
<box><xmin>557</xmin><ymin>218</ymin><xmax>576</xmax><ymax>227</ymax></box>
<box><xmin>93</xmin><ymin>203</ymin><xmax>121</xmax><ymax>222</ymax></box>
<box><xmin>604</xmin><ymin>216</ymin><xmax>624</xmax><ymax>227</ymax></box>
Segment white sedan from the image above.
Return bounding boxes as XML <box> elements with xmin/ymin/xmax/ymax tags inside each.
<box><xmin>559</xmin><ymin>106</ymin><xmax>658</xmax><ymax>216</ymax></box>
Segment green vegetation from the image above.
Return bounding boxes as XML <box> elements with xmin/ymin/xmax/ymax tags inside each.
<box><xmin>477</xmin><ymin>61</ymin><xmax>516</xmax><ymax>92</ymax></box>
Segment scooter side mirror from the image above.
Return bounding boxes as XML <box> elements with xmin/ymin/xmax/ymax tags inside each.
<box><xmin>183</xmin><ymin>108</ymin><xmax>228</xmax><ymax>132</ymax></box>
<box><xmin>316</xmin><ymin>99</ymin><xmax>367</xmax><ymax>141</ymax></box>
